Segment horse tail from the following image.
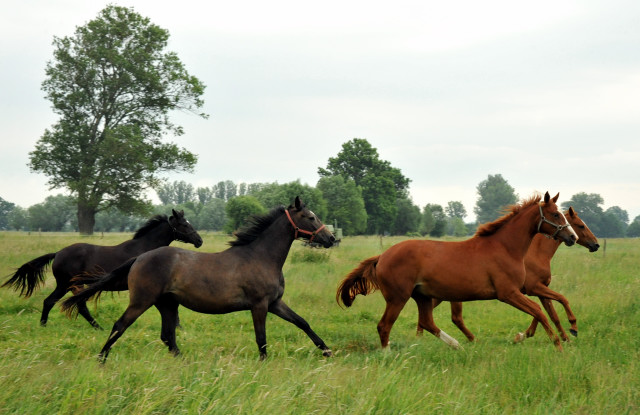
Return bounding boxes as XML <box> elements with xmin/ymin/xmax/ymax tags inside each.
<box><xmin>1</xmin><ymin>253</ymin><xmax>57</xmax><ymax>297</ymax></box>
<box><xmin>336</xmin><ymin>255</ymin><xmax>380</xmax><ymax>307</ymax></box>
<box><xmin>61</xmin><ymin>257</ymin><xmax>137</xmax><ymax>318</ymax></box>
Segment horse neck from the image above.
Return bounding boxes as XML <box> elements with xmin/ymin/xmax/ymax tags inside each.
<box><xmin>493</xmin><ymin>204</ymin><xmax>541</xmax><ymax>258</ymax></box>
<box><xmin>246</xmin><ymin>215</ymin><xmax>296</xmax><ymax>269</ymax></box>
<box><xmin>129</xmin><ymin>221</ymin><xmax>175</xmax><ymax>251</ymax></box>
<box><xmin>527</xmin><ymin>233</ymin><xmax>561</xmax><ymax>263</ymax></box>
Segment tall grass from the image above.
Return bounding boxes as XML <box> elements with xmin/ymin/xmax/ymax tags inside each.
<box><xmin>0</xmin><ymin>232</ymin><xmax>638</xmax><ymax>414</ymax></box>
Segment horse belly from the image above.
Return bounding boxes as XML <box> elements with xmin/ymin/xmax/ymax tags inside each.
<box><xmin>416</xmin><ymin>268</ymin><xmax>497</xmax><ymax>302</ymax></box>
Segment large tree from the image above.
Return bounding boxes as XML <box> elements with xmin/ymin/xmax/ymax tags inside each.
<box><xmin>318</xmin><ymin>138</ymin><xmax>410</xmax><ymax>234</ymax></box>
<box><xmin>316</xmin><ymin>175</ymin><xmax>367</xmax><ymax>235</ymax></box>
<box><xmin>474</xmin><ymin>174</ymin><xmax>518</xmax><ymax>224</ymax></box>
<box><xmin>29</xmin><ymin>5</ymin><xmax>206</xmax><ymax>234</ymax></box>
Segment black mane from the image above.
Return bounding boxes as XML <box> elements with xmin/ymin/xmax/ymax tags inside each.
<box><xmin>229</xmin><ymin>206</ymin><xmax>286</xmax><ymax>247</ymax></box>
<box><xmin>133</xmin><ymin>215</ymin><xmax>168</xmax><ymax>239</ymax></box>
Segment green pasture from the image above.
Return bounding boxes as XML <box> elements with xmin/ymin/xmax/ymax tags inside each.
<box><xmin>0</xmin><ymin>232</ymin><xmax>638</xmax><ymax>414</ymax></box>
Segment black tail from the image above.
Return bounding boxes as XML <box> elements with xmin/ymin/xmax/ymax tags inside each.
<box><xmin>2</xmin><ymin>253</ymin><xmax>57</xmax><ymax>297</ymax></box>
<box><xmin>61</xmin><ymin>257</ymin><xmax>137</xmax><ymax>318</ymax></box>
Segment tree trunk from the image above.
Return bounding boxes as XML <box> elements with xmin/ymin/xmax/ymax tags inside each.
<box><xmin>77</xmin><ymin>203</ymin><xmax>96</xmax><ymax>235</ymax></box>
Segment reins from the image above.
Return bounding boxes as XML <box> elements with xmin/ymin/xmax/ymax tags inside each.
<box><xmin>284</xmin><ymin>209</ymin><xmax>325</xmax><ymax>243</ymax></box>
<box><xmin>537</xmin><ymin>203</ymin><xmax>571</xmax><ymax>240</ymax></box>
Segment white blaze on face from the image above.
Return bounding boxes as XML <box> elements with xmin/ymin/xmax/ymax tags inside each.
<box><xmin>561</xmin><ymin>213</ymin><xmax>579</xmax><ymax>242</ymax></box>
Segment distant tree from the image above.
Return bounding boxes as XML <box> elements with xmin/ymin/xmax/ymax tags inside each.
<box><xmin>445</xmin><ymin>201</ymin><xmax>467</xmax><ymax>220</ymax></box>
<box><xmin>627</xmin><ymin>216</ymin><xmax>640</xmax><ymax>237</ymax></box>
<box><xmin>474</xmin><ymin>174</ymin><xmax>518</xmax><ymax>224</ymax></box>
<box><xmin>392</xmin><ymin>197</ymin><xmax>421</xmax><ymax>235</ymax></box>
<box><xmin>450</xmin><ymin>217</ymin><xmax>468</xmax><ymax>237</ymax></box>
<box><xmin>224</xmin><ymin>196</ymin><xmax>266</xmax><ymax>233</ymax></box>
<box><xmin>0</xmin><ymin>197</ymin><xmax>15</xmax><ymax>230</ymax></box>
<box><xmin>156</xmin><ymin>181</ymin><xmax>196</xmax><ymax>205</ymax></box>
<box><xmin>238</xmin><ymin>183</ymin><xmax>247</xmax><ymax>196</ymax></box>
<box><xmin>29</xmin><ymin>5</ymin><xmax>205</xmax><ymax>234</ymax></box>
<box><xmin>316</xmin><ymin>175</ymin><xmax>367</xmax><ymax>236</ymax></box>
<box><xmin>198</xmin><ymin>198</ymin><xmax>227</xmax><ymax>231</ymax></box>
<box><xmin>249</xmin><ymin>180</ymin><xmax>328</xmax><ymax>220</ymax></box>
<box><xmin>318</xmin><ymin>138</ymin><xmax>410</xmax><ymax>234</ymax></box>
<box><xmin>420</xmin><ymin>205</ymin><xmax>435</xmax><ymax>236</ymax></box>
<box><xmin>605</xmin><ymin>206</ymin><xmax>629</xmax><ymax>226</ymax></box>
<box><xmin>423</xmin><ymin>203</ymin><xmax>447</xmax><ymax>237</ymax></box>
<box><xmin>7</xmin><ymin>206</ymin><xmax>29</xmax><ymax>231</ymax></box>
<box><xmin>27</xmin><ymin>195</ymin><xmax>75</xmax><ymax>231</ymax></box>
<box><xmin>599</xmin><ymin>212</ymin><xmax>626</xmax><ymax>238</ymax></box>
<box><xmin>561</xmin><ymin>193</ymin><xmax>605</xmax><ymax>236</ymax></box>
<box><xmin>196</xmin><ymin>186</ymin><xmax>215</xmax><ymax>204</ymax></box>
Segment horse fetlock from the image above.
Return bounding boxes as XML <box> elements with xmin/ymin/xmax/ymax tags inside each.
<box><xmin>438</xmin><ymin>330</ymin><xmax>461</xmax><ymax>349</ymax></box>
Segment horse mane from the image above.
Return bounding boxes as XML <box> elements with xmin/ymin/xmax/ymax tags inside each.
<box><xmin>229</xmin><ymin>206</ymin><xmax>286</xmax><ymax>247</ymax></box>
<box><xmin>133</xmin><ymin>215</ymin><xmax>169</xmax><ymax>239</ymax></box>
<box><xmin>475</xmin><ymin>194</ymin><xmax>542</xmax><ymax>237</ymax></box>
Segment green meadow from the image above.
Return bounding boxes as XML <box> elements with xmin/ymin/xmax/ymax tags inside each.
<box><xmin>0</xmin><ymin>232</ymin><xmax>638</xmax><ymax>414</ymax></box>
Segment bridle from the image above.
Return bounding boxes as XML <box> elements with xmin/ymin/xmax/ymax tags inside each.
<box><xmin>285</xmin><ymin>209</ymin><xmax>326</xmax><ymax>243</ymax></box>
<box><xmin>169</xmin><ymin>219</ymin><xmax>200</xmax><ymax>242</ymax></box>
<box><xmin>537</xmin><ymin>203</ymin><xmax>571</xmax><ymax>240</ymax></box>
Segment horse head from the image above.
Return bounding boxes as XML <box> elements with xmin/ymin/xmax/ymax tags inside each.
<box><xmin>565</xmin><ymin>207</ymin><xmax>599</xmax><ymax>252</ymax></box>
<box><xmin>169</xmin><ymin>209</ymin><xmax>203</xmax><ymax>248</ymax></box>
<box><xmin>285</xmin><ymin>196</ymin><xmax>335</xmax><ymax>248</ymax></box>
<box><xmin>538</xmin><ymin>192</ymin><xmax>578</xmax><ymax>246</ymax></box>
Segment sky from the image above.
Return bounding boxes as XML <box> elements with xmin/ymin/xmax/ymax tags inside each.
<box><xmin>1</xmin><ymin>0</ymin><xmax>639</xmax><ymax>222</ymax></box>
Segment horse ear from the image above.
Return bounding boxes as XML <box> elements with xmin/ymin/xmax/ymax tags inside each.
<box><xmin>295</xmin><ymin>196</ymin><xmax>303</xmax><ymax>210</ymax></box>
<box><xmin>568</xmin><ymin>206</ymin><xmax>575</xmax><ymax>217</ymax></box>
<box><xmin>171</xmin><ymin>209</ymin><xmax>180</xmax><ymax>218</ymax></box>
<box><xmin>544</xmin><ymin>192</ymin><xmax>550</xmax><ymax>203</ymax></box>
<box><xmin>552</xmin><ymin>193</ymin><xmax>559</xmax><ymax>203</ymax></box>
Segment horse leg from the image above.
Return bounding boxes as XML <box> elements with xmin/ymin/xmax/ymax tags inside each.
<box><xmin>539</xmin><ymin>297</ymin><xmax>570</xmax><ymax>341</ymax></box>
<box><xmin>415</xmin><ymin>298</ymin><xmax>443</xmax><ymax>336</ymax></box>
<box><xmin>76</xmin><ymin>300</ymin><xmax>103</xmax><ymax>330</ymax></box>
<box><xmin>499</xmin><ymin>291</ymin><xmax>563</xmax><ymax>351</ymax></box>
<box><xmin>250</xmin><ymin>301</ymin><xmax>269</xmax><ymax>360</ymax></box>
<box><xmin>40</xmin><ymin>284</ymin><xmax>68</xmax><ymax>326</ymax></box>
<box><xmin>412</xmin><ymin>291</ymin><xmax>461</xmax><ymax>349</ymax></box>
<box><xmin>98</xmin><ymin>303</ymin><xmax>150</xmax><ymax>363</ymax></box>
<box><xmin>155</xmin><ymin>296</ymin><xmax>180</xmax><ymax>356</ymax></box>
<box><xmin>449</xmin><ymin>301</ymin><xmax>475</xmax><ymax>342</ymax></box>
<box><xmin>528</xmin><ymin>283</ymin><xmax>577</xmax><ymax>338</ymax></box>
<box><xmin>377</xmin><ymin>299</ymin><xmax>410</xmax><ymax>349</ymax></box>
<box><xmin>268</xmin><ymin>299</ymin><xmax>332</xmax><ymax>357</ymax></box>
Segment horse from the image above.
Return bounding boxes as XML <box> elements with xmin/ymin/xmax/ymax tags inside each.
<box><xmin>2</xmin><ymin>209</ymin><xmax>203</xmax><ymax>329</ymax></box>
<box><xmin>337</xmin><ymin>192</ymin><xmax>578</xmax><ymax>351</ymax></box>
<box><xmin>62</xmin><ymin>197</ymin><xmax>335</xmax><ymax>362</ymax></box>
<box><xmin>424</xmin><ymin>206</ymin><xmax>599</xmax><ymax>343</ymax></box>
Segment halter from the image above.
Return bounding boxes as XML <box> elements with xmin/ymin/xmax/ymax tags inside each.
<box><xmin>285</xmin><ymin>209</ymin><xmax>326</xmax><ymax>243</ymax></box>
<box><xmin>537</xmin><ymin>203</ymin><xmax>571</xmax><ymax>240</ymax></box>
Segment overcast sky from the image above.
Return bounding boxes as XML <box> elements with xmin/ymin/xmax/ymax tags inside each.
<box><xmin>1</xmin><ymin>0</ymin><xmax>639</xmax><ymax>222</ymax></box>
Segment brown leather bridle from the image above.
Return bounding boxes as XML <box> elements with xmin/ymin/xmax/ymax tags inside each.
<box><xmin>285</xmin><ymin>209</ymin><xmax>326</xmax><ymax>243</ymax></box>
<box><xmin>537</xmin><ymin>203</ymin><xmax>572</xmax><ymax>239</ymax></box>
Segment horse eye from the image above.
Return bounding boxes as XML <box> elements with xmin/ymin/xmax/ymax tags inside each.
<box><xmin>579</xmin><ymin>225</ymin><xmax>585</xmax><ymax>229</ymax></box>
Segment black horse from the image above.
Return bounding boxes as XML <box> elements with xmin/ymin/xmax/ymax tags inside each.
<box><xmin>3</xmin><ymin>209</ymin><xmax>203</xmax><ymax>329</ymax></box>
<box><xmin>63</xmin><ymin>197</ymin><xmax>334</xmax><ymax>362</ymax></box>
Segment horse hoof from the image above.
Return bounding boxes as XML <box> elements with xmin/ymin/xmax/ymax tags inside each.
<box><xmin>322</xmin><ymin>349</ymin><xmax>333</xmax><ymax>357</ymax></box>
<box><xmin>514</xmin><ymin>332</ymin><xmax>526</xmax><ymax>343</ymax></box>
<box><xmin>570</xmin><ymin>329</ymin><xmax>578</xmax><ymax>337</ymax></box>
<box><xmin>40</xmin><ymin>320</ymin><xmax>47</xmax><ymax>327</ymax></box>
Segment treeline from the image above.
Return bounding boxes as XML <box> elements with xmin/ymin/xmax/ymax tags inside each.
<box><xmin>1</xmin><ymin>177</ymin><xmax>638</xmax><ymax>238</ymax></box>
<box><xmin>1</xmin><ymin>139</ymin><xmax>638</xmax><ymax>238</ymax></box>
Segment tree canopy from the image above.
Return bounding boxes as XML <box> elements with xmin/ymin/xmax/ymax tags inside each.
<box><xmin>29</xmin><ymin>5</ymin><xmax>206</xmax><ymax>234</ymax></box>
<box><xmin>474</xmin><ymin>174</ymin><xmax>518</xmax><ymax>224</ymax></box>
<box><xmin>318</xmin><ymin>138</ymin><xmax>410</xmax><ymax>234</ymax></box>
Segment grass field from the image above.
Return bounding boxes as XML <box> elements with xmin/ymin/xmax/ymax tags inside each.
<box><xmin>0</xmin><ymin>231</ymin><xmax>638</xmax><ymax>414</ymax></box>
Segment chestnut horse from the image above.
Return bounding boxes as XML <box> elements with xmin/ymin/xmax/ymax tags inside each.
<box><xmin>62</xmin><ymin>197</ymin><xmax>335</xmax><ymax>362</ymax></box>
<box><xmin>337</xmin><ymin>192</ymin><xmax>578</xmax><ymax>351</ymax></box>
<box><xmin>2</xmin><ymin>209</ymin><xmax>202</xmax><ymax>329</ymax></box>
<box><xmin>425</xmin><ymin>207</ymin><xmax>599</xmax><ymax>343</ymax></box>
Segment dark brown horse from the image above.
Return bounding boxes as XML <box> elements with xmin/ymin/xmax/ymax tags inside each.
<box><xmin>62</xmin><ymin>197</ymin><xmax>335</xmax><ymax>362</ymax></box>
<box><xmin>425</xmin><ymin>207</ymin><xmax>599</xmax><ymax>343</ymax></box>
<box><xmin>2</xmin><ymin>209</ymin><xmax>202</xmax><ymax>329</ymax></box>
<box><xmin>337</xmin><ymin>192</ymin><xmax>578</xmax><ymax>351</ymax></box>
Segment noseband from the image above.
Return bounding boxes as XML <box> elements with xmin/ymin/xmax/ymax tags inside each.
<box><xmin>285</xmin><ymin>209</ymin><xmax>326</xmax><ymax>243</ymax></box>
<box><xmin>537</xmin><ymin>203</ymin><xmax>571</xmax><ymax>239</ymax></box>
